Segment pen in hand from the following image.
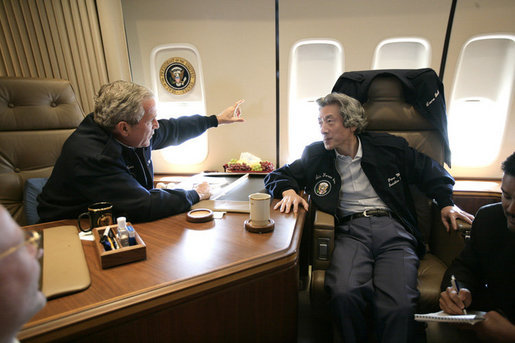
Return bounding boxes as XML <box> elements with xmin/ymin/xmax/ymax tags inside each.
<box><xmin>451</xmin><ymin>274</ymin><xmax>468</xmax><ymax>314</ymax></box>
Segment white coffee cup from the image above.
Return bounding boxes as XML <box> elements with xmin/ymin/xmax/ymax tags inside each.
<box><xmin>249</xmin><ymin>193</ymin><xmax>271</xmax><ymax>227</ymax></box>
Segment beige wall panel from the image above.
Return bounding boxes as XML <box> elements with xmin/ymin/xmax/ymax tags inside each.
<box><xmin>278</xmin><ymin>0</ymin><xmax>452</xmax><ymax>166</ymax></box>
<box><xmin>443</xmin><ymin>0</ymin><xmax>515</xmax><ymax>179</ymax></box>
<box><xmin>122</xmin><ymin>0</ymin><xmax>275</xmax><ymax>173</ymax></box>
<box><xmin>121</xmin><ymin>0</ymin><xmax>512</xmax><ymax>178</ymax></box>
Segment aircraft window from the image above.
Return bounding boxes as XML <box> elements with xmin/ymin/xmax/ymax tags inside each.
<box><xmin>372</xmin><ymin>38</ymin><xmax>431</xmax><ymax>69</ymax></box>
<box><xmin>449</xmin><ymin>34</ymin><xmax>515</xmax><ymax>167</ymax></box>
<box><xmin>150</xmin><ymin>44</ymin><xmax>207</xmax><ymax>166</ymax></box>
<box><xmin>288</xmin><ymin>39</ymin><xmax>343</xmax><ymax>162</ymax></box>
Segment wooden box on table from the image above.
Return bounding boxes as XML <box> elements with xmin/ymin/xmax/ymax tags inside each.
<box><xmin>92</xmin><ymin>223</ymin><xmax>146</xmax><ymax>268</ymax></box>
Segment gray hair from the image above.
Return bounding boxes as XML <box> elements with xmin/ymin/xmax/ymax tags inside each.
<box><xmin>316</xmin><ymin>93</ymin><xmax>367</xmax><ymax>134</ymax></box>
<box><xmin>93</xmin><ymin>80</ymin><xmax>154</xmax><ymax>131</ymax></box>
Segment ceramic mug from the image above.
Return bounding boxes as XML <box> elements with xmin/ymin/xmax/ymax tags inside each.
<box><xmin>77</xmin><ymin>202</ymin><xmax>113</xmax><ymax>232</ymax></box>
<box><xmin>249</xmin><ymin>193</ymin><xmax>271</xmax><ymax>227</ymax></box>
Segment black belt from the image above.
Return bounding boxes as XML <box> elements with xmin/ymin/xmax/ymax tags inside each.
<box><xmin>340</xmin><ymin>209</ymin><xmax>392</xmax><ymax>223</ymax></box>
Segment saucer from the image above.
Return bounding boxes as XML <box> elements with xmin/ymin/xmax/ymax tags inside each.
<box><xmin>244</xmin><ymin>218</ymin><xmax>275</xmax><ymax>233</ymax></box>
<box><xmin>187</xmin><ymin>208</ymin><xmax>214</xmax><ymax>223</ymax></box>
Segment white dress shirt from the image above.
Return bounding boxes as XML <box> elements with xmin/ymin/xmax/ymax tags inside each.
<box><xmin>335</xmin><ymin>137</ymin><xmax>390</xmax><ymax>217</ymax></box>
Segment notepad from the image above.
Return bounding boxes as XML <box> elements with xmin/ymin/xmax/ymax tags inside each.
<box><xmin>415</xmin><ymin>311</ymin><xmax>486</xmax><ymax>325</ymax></box>
<box><xmin>42</xmin><ymin>225</ymin><xmax>91</xmax><ymax>299</ymax></box>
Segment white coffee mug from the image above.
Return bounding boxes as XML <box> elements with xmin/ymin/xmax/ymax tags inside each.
<box><xmin>249</xmin><ymin>193</ymin><xmax>271</xmax><ymax>227</ymax></box>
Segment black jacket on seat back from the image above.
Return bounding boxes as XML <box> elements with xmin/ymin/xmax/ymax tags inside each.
<box><xmin>331</xmin><ymin>68</ymin><xmax>451</xmax><ymax>167</ymax></box>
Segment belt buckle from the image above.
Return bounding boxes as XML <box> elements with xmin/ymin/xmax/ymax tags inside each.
<box><xmin>362</xmin><ymin>209</ymin><xmax>369</xmax><ymax>217</ymax></box>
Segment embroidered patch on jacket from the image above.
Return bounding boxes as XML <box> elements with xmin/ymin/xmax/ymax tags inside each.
<box><xmin>314</xmin><ymin>180</ymin><xmax>331</xmax><ymax>197</ymax></box>
<box><xmin>160</xmin><ymin>57</ymin><xmax>196</xmax><ymax>95</ymax></box>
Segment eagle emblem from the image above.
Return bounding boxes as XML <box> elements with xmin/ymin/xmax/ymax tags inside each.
<box><xmin>160</xmin><ymin>57</ymin><xmax>196</xmax><ymax>95</ymax></box>
<box><xmin>314</xmin><ymin>180</ymin><xmax>331</xmax><ymax>197</ymax></box>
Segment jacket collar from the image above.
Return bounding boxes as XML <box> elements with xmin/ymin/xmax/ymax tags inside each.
<box><xmin>334</xmin><ymin>137</ymin><xmax>362</xmax><ymax>162</ymax></box>
<box><xmin>82</xmin><ymin>113</ymin><xmax>125</xmax><ymax>158</ymax></box>
<box><xmin>356</xmin><ymin>133</ymin><xmax>378</xmax><ymax>167</ymax></box>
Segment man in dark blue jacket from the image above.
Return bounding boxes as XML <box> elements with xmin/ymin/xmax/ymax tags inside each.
<box><xmin>38</xmin><ymin>80</ymin><xmax>244</xmax><ymax>223</ymax></box>
<box><xmin>264</xmin><ymin>92</ymin><xmax>473</xmax><ymax>343</ymax></box>
<box><xmin>438</xmin><ymin>152</ymin><xmax>515</xmax><ymax>342</ymax></box>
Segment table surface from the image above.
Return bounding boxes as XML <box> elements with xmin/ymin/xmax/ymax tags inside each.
<box><xmin>19</xmin><ymin>174</ymin><xmax>306</xmax><ymax>341</ymax></box>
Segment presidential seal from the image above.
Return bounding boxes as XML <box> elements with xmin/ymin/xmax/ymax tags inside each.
<box><xmin>160</xmin><ymin>57</ymin><xmax>196</xmax><ymax>95</ymax></box>
<box><xmin>314</xmin><ymin>180</ymin><xmax>331</xmax><ymax>197</ymax></box>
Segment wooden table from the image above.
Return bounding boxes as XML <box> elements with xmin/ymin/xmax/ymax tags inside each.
<box><xmin>19</xmin><ymin>176</ymin><xmax>306</xmax><ymax>343</ymax></box>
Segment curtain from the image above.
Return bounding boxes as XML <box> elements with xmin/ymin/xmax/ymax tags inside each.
<box><xmin>0</xmin><ymin>0</ymin><xmax>131</xmax><ymax>114</ymax></box>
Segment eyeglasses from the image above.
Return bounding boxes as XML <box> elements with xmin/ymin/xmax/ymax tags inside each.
<box><xmin>0</xmin><ymin>230</ymin><xmax>42</xmax><ymax>261</ymax></box>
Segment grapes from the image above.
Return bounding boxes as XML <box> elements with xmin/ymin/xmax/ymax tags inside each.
<box><xmin>251</xmin><ymin>163</ymin><xmax>263</xmax><ymax>171</ymax></box>
<box><xmin>223</xmin><ymin>160</ymin><xmax>274</xmax><ymax>172</ymax></box>
<box><xmin>259</xmin><ymin>161</ymin><xmax>274</xmax><ymax>172</ymax></box>
<box><xmin>223</xmin><ymin>162</ymin><xmax>251</xmax><ymax>172</ymax></box>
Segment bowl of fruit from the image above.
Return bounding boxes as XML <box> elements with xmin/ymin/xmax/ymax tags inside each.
<box><xmin>223</xmin><ymin>153</ymin><xmax>275</xmax><ymax>173</ymax></box>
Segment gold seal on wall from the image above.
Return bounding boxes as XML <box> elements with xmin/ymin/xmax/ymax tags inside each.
<box><xmin>160</xmin><ymin>57</ymin><xmax>196</xmax><ymax>95</ymax></box>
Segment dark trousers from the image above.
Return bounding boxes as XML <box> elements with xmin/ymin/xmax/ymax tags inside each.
<box><xmin>325</xmin><ymin>216</ymin><xmax>420</xmax><ymax>343</ymax></box>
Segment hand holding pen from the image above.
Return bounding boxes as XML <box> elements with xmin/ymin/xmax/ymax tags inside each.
<box><xmin>451</xmin><ymin>275</ymin><xmax>468</xmax><ymax>314</ymax></box>
<box><xmin>439</xmin><ymin>274</ymin><xmax>472</xmax><ymax>315</ymax></box>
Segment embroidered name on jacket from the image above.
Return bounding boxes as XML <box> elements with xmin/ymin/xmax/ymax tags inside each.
<box><xmin>425</xmin><ymin>89</ymin><xmax>440</xmax><ymax>107</ymax></box>
<box><xmin>388</xmin><ymin>173</ymin><xmax>401</xmax><ymax>187</ymax></box>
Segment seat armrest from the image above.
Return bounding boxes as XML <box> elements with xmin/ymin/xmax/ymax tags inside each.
<box><xmin>312</xmin><ymin>210</ymin><xmax>335</xmax><ymax>270</ymax></box>
<box><xmin>457</xmin><ymin>220</ymin><xmax>472</xmax><ymax>240</ymax></box>
<box><xmin>429</xmin><ymin>205</ymin><xmax>471</xmax><ymax>266</ymax></box>
<box><xmin>314</xmin><ymin>210</ymin><xmax>335</xmax><ymax>229</ymax></box>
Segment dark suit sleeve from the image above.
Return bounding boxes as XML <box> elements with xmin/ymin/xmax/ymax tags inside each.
<box><xmin>75</xmin><ymin>150</ymin><xmax>200</xmax><ymax>223</ymax></box>
<box><xmin>152</xmin><ymin>115</ymin><xmax>218</xmax><ymax>150</ymax></box>
<box><xmin>440</xmin><ymin>210</ymin><xmax>484</xmax><ymax>293</ymax></box>
<box><xmin>400</xmin><ymin>141</ymin><xmax>455</xmax><ymax>208</ymax></box>
<box><xmin>264</xmin><ymin>149</ymin><xmax>310</xmax><ymax>198</ymax></box>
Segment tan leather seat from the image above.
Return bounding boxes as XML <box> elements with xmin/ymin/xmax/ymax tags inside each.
<box><xmin>309</xmin><ymin>74</ymin><xmax>470</xmax><ymax>324</ymax></box>
<box><xmin>0</xmin><ymin>77</ymin><xmax>84</xmax><ymax>225</ymax></box>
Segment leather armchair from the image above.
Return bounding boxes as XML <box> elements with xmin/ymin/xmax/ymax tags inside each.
<box><xmin>308</xmin><ymin>73</ymin><xmax>471</xmax><ymax>321</ymax></box>
<box><xmin>0</xmin><ymin>77</ymin><xmax>84</xmax><ymax>225</ymax></box>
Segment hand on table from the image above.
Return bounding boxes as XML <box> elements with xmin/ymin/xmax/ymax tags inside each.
<box><xmin>273</xmin><ymin>189</ymin><xmax>309</xmax><ymax>214</ymax></box>
<box><xmin>194</xmin><ymin>182</ymin><xmax>211</xmax><ymax>200</ymax></box>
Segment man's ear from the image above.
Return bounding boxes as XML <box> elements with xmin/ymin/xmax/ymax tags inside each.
<box><xmin>114</xmin><ymin>121</ymin><xmax>130</xmax><ymax>137</ymax></box>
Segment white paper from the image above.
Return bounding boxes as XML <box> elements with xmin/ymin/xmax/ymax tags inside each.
<box><xmin>415</xmin><ymin>311</ymin><xmax>486</xmax><ymax>325</ymax></box>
